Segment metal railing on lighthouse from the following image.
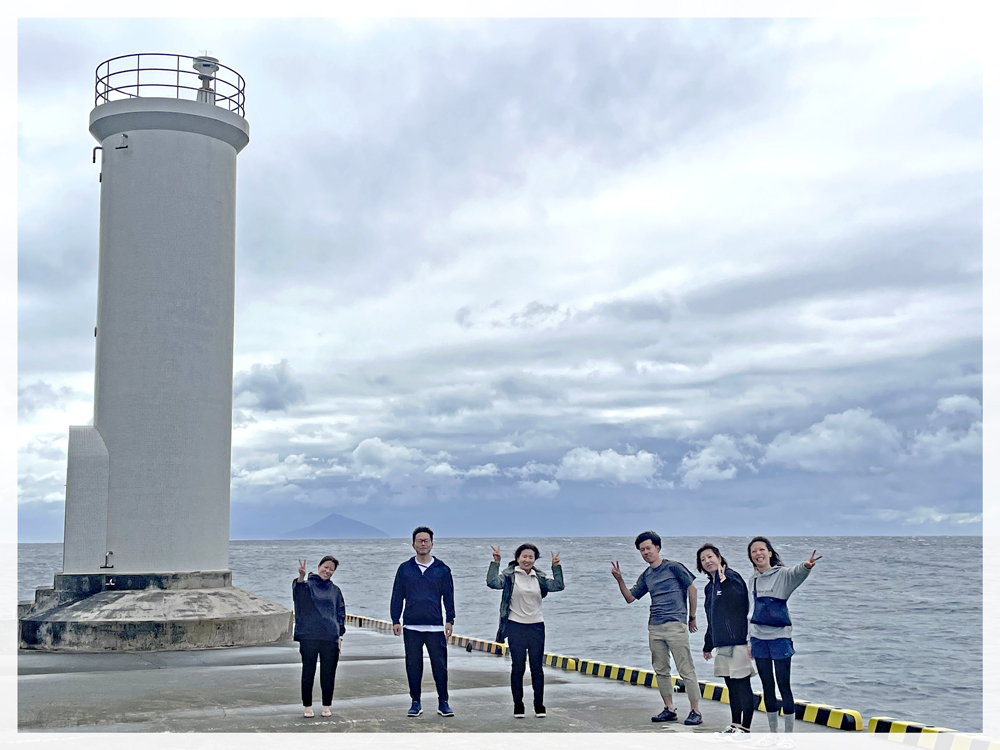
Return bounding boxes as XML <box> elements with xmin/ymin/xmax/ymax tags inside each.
<box><xmin>94</xmin><ymin>53</ymin><xmax>246</xmax><ymax>117</ymax></box>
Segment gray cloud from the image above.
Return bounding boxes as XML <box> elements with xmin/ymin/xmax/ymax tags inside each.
<box><xmin>763</xmin><ymin>408</ymin><xmax>904</xmax><ymax>474</ymax></box>
<box><xmin>18</xmin><ymin>381</ymin><xmax>78</xmax><ymax>419</ymax></box>
<box><xmin>233</xmin><ymin>360</ymin><xmax>306</xmax><ymax>412</ymax></box>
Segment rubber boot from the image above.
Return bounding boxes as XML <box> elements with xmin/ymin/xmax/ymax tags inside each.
<box><xmin>784</xmin><ymin>713</ymin><xmax>794</xmax><ymax>732</ymax></box>
<box><xmin>767</xmin><ymin>711</ymin><xmax>779</xmax><ymax>732</ymax></box>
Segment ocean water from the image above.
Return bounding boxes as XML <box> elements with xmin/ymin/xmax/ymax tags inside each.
<box><xmin>18</xmin><ymin>535</ymin><xmax>982</xmax><ymax>732</ymax></box>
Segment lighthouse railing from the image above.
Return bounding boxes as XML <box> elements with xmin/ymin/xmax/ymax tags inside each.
<box><xmin>94</xmin><ymin>53</ymin><xmax>246</xmax><ymax>117</ymax></box>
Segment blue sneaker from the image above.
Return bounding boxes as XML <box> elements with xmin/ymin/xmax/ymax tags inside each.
<box><xmin>684</xmin><ymin>710</ymin><xmax>703</xmax><ymax>726</ymax></box>
<box><xmin>407</xmin><ymin>700</ymin><xmax>422</xmax><ymax>717</ymax></box>
<box><xmin>652</xmin><ymin>708</ymin><xmax>678</xmax><ymax>722</ymax></box>
<box><xmin>437</xmin><ymin>701</ymin><xmax>455</xmax><ymax>717</ymax></box>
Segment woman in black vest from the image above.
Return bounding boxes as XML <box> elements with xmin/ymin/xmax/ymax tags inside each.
<box><xmin>696</xmin><ymin>542</ymin><xmax>755</xmax><ymax>735</ymax></box>
<box><xmin>487</xmin><ymin>542</ymin><xmax>564</xmax><ymax>718</ymax></box>
<box><xmin>294</xmin><ymin>555</ymin><xmax>346</xmax><ymax>718</ymax></box>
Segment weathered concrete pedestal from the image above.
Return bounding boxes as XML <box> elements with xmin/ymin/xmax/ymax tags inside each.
<box><xmin>18</xmin><ymin>571</ymin><xmax>292</xmax><ymax>652</ymax></box>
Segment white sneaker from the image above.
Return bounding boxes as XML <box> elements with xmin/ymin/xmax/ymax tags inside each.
<box><xmin>775</xmin><ymin>739</ymin><xmax>795</xmax><ymax>750</ymax></box>
<box><xmin>753</xmin><ymin>737</ymin><xmax>777</xmax><ymax>748</ymax></box>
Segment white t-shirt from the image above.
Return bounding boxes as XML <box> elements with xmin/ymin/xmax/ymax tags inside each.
<box><xmin>404</xmin><ymin>556</ymin><xmax>445</xmax><ymax>633</ymax></box>
<box><xmin>508</xmin><ymin>567</ymin><xmax>543</xmax><ymax>624</ymax></box>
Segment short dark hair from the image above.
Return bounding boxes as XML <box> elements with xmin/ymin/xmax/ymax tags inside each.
<box><xmin>747</xmin><ymin>536</ymin><xmax>783</xmax><ymax>567</ymax></box>
<box><xmin>634</xmin><ymin>530</ymin><xmax>661</xmax><ymax>550</ymax></box>
<box><xmin>412</xmin><ymin>526</ymin><xmax>434</xmax><ymax>542</ymax></box>
<box><xmin>695</xmin><ymin>543</ymin><xmax>727</xmax><ymax>576</ymax></box>
<box><xmin>513</xmin><ymin>543</ymin><xmax>540</xmax><ymax>563</ymax></box>
<box><xmin>319</xmin><ymin>555</ymin><xmax>339</xmax><ymax>570</ymax></box>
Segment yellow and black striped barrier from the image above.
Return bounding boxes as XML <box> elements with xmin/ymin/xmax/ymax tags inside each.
<box><xmin>697</xmin><ymin>680</ymin><xmax>729</xmax><ymax>702</ymax></box>
<box><xmin>451</xmin><ymin>633</ymin><xmax>508</xmax><ymax>656</ymax></box>
<box><xmin>575</xmin><ymin>659</ymin><xmax>660</xmax><ymax>688</ymax></box>
<box><xmin>345</xmin><ymin>614</ymin><xmax>394</xmax><ymax>634</ymax></box>
<box><xmin>544</xmin><ymin>653</ymin><xmax>577</xmax><ymax>670</ymax></box>
<box><xmin>345</xmin><ymin>615</ymin><xmax>510</xmax><ymax>655</ymax></box>
<box><xmin>795</xmin><ymin>700</ymin><xmax>863</xmax><ymax>731</ymax></box>
<box><xmin>869</xmin><ymin>716</ymin><xmax>957</xmax><ymax>734</ymax></box>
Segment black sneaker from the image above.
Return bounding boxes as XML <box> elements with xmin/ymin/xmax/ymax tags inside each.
<box><xmin>534</xmin><ymin>705</ymin><xmax>546</xmax><ymax>718</ymax></box>
<box><xmin>407</xmin><ymin>700</ymin><xmax>422</xmax><ymax>717</ymax></box>
<box><xmin>652</xmin><ymin>708</ymin><xmax>678</xmax><ymax>722</ymax></box>
<box><xmin>684</xmin><ymin>710</ymin><xmax>703</xmax><ymax>726</ymax></box>
<box><xmin>437</xmin><ymin>701</ymin><xmax>455</xmax><ymax>717</ymax></box>
<box><xmin>514</xmin><ymin>703</ymin><xmax>525</xmax><ymax>718</ymax></box>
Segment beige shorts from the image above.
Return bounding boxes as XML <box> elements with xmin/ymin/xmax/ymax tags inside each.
<box><xmin>713</xmin><ymin>645</ymin><xmax>756</xmax><ymax>679</ymax></box>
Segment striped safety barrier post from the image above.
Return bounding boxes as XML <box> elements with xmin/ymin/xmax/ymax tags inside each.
<box><xmin>543</xmin><ymin>653</ymin><xmax>578</xmax><ymax>671</ymax></box>
<box><xmin>794</xmin><ymin>700</ymin><xmax>863</xmax><ymax>731</ymax></box>
<box><xmin>868</xmin><ymin>716</ymin><xmax>957</xmax><ymax>734</ymax></box>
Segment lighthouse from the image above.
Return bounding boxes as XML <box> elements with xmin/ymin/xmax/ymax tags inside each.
<box><xmin>19</xmin><ymin>54</ymin><xmax>290</xmax><ymax>650</ymax></box>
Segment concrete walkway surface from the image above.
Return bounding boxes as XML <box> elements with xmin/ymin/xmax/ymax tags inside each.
<box><xmin>18</xmin><ymin>626</ymin><xmax>848</xmax><ymax>736</ymax></box>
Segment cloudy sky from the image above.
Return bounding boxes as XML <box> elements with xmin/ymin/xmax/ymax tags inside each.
<box><xmin>16</xmin><ymin>17</ymin><xmax>982</xmax><ymax>542</ymax></box>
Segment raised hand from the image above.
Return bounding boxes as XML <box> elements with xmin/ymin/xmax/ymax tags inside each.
<box><xmin>717</xmin><ymin>563</ymin><xmax>727</xmax><ymax>582</ymax></box>
<box><xmin>611</xmin><ymin>561</ymin><xmax>624</xmax><ymax>581</ymax></box>
<box><xmin>491</xmin><ymin>545</ymin><xmax>501</xmax><ymax>563</ymax></box>
<box><xmin>551</xmin><ymin>551</ymin><xmax>560</xmax><ymax>567</ymax></box>
<box><xmin>297</xmin><ymin>558</ymin><xmax>307</xmax><ymax>581</ymax></box>
<box><xmin>804</xmin><ymin>550</ymin><xmax>823</xmax><ymax>569</ymax></box>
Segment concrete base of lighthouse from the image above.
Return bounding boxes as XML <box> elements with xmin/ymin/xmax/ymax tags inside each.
<box><xmin>18</xmin><ymin>572</ymin><xmax>292</xmax><ymax>652</ymax></box>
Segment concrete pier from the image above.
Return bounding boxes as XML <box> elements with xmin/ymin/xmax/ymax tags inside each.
<box><xmin>19</xmin><ymin>626</ymin><xmax>847</xmax><ymax>735</ymax></box>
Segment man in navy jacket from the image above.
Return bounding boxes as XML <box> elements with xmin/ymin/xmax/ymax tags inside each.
<box><xmin>390</xmin><ymin>526</ymin><xmax>456</xmax><ymax>718</ymax></box>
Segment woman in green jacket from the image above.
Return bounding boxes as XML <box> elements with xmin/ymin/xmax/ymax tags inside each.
<box><xmin>487</xmin><ymin>542</ymin><xmax>565</xmax><ymax>718</ymax></box>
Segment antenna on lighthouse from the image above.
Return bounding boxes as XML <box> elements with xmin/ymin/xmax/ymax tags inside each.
<box><xmin>193</xmin><ymin>55</ymin><xmax>220</xmax><ymax>105</ymax></box>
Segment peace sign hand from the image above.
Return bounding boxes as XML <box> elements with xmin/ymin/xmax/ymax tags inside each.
<box><xmin>551</xmin><ymin>551</ymin><xmax>560</xmax><ymax>568</ymax></box>
<box><xmin>611</xmin><ymin>561</ymin><xmax>624</xmax><ymax>581</ymax></box>
<box><xmin>297</xmin><ymin>559</ymin><xmax>307</xmax><ymax>582</ymax></box>
<box><xmin>804</xmin><ymin>550</ymin><xmax>823</xmax><ymax>569</ymax></box>
<box><xmin>491</xmin><ymin>545</ymin><xmax>501</xmax><ymax>563</ymax></box>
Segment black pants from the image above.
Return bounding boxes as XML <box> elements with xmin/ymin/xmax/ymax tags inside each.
<box><xmin>403</xmin><ymin>629</ymin><xmax>449</xmax><ymax>702</ymax></box>
<box><xmin>756</xmin><ymin>656</ymin><xmax>794</xmax><ymax>715</ymax></box>
<box><xmin>724</xmin><ymin>675</ymin><xmax>755</xmax><ymax>729</ymax></box>
<box><xmin>299</xmin><ymin>639</ymin><xmax>339</xmax><ymax>706</ymax></box>
<box><xmin>507</xmin><ymin>620</ymin><xmax>545</xmax><ymax>709</ymax></box>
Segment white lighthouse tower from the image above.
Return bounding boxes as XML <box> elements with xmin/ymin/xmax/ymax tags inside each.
<box><xmin>19</xmin><ymin>54</ymin><xmax>290</xmax><ymax>650</ymax></box>
<box><xmin>64</xmin><ymin>54</ymin><xmax>247</xmax><ymax>575</ymax></box>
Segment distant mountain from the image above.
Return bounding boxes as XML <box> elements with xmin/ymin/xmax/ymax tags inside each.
<box><xmin>281</xmin><ymin>511</ymin><xmax>389</xmax><ymax>539</ymax></box>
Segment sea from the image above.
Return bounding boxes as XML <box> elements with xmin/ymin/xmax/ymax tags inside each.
<box><xmin>18</xmin><ymin>535</ymin><xmax>983</xmax><ymax>733</ymax></box>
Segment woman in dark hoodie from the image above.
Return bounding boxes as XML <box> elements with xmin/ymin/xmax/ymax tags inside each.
<box><xmin>487</xmin><ymin>542</ymin><xmax>564</xmax><ymax>718</ymax></box>
<box><xmin>294</xmin><ymin>555</ymin><xmax>346</xmax><ymax>718</ymax></box>
<box><xmin>697</xmin><ymin>542</ymin><xmax>755</xmax><ymax>735</ymax></box>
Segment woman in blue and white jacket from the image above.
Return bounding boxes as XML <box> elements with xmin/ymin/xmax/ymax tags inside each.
<box><xmin>747</xmin><ymin>536</ymin><xmax>821</xmax><ymax>739</ymax></box>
